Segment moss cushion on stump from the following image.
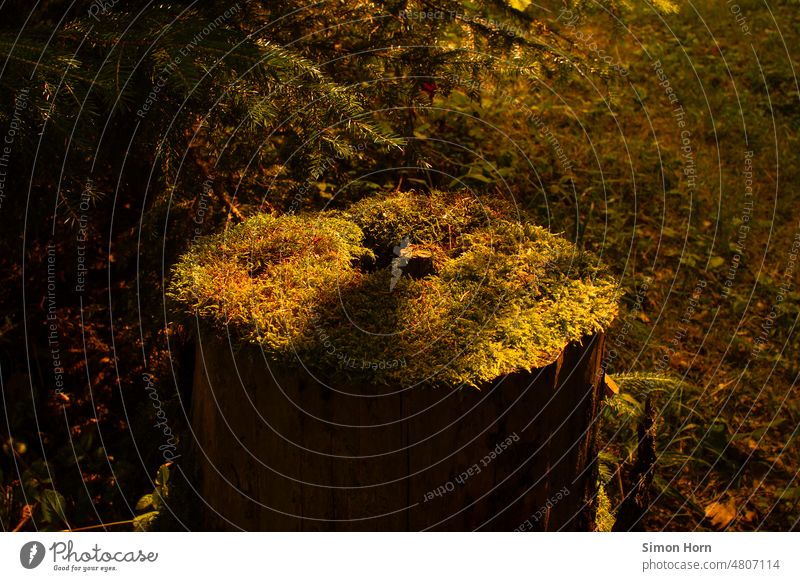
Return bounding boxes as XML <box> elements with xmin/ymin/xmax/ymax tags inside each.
<box><xmin>170</xmin><ymin>190</ymin><xmax>619</xmax><ymax>387</ymax></box>
<box><xmin>169</xmin><ymin>190</ymin><xmax>620</xmax><ymax>530</ymax></box>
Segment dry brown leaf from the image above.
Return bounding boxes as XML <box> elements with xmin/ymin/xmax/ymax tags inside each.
<box><xmin>705</xmin><ymin>499</ymin><xmax>737</xmax><ymax>529</ymax></box>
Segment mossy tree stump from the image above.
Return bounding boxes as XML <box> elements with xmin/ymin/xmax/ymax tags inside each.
<box><xmin>191</xmin><ymin>331</ymin><xmax>606</xmax><ymax>530</ymax></box>
<box><xmin>170</xmin><ymin>191</ymin><xmax>619</xmax><ymax>530</ymax></box>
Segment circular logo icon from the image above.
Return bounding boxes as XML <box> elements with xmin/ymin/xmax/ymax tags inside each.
<box><xmin>20</xmin><ymin>541</ymin><xmax>46</xmax><ymax>569</ymax></box>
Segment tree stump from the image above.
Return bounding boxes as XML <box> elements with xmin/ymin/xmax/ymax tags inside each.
<box><xmin>171</xmin><ymin>191</ymin><xmax>619</xmax><ymax>531</ymax></box>
<box><xmin>190</xmin><ymin>331</ymin><xmax>607</xmax><ymax>531</ymax></box>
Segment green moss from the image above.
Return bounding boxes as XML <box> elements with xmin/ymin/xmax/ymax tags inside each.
<box><xmin>167</xmin><ymin>213</ymin><xmax>370</xmax><ymax>353</ymax></box>
<box><xmin>168</xmin><ymin>191</ymin><xmax>620</xmax><ymax>388</ymax></box>
<box><xmin>343</xmin><ymin>191</ymin><xmax>513</xmax><ymax>261</ymax></box>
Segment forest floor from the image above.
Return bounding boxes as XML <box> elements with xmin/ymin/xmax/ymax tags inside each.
<box><xmin>537</xmin><ymin>0</ymin><xmax>800</xmax><ymax>530</ymax></box>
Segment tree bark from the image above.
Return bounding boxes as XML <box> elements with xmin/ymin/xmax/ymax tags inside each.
<box><xmin>189</xmin><ymin>332</ymin><xmax>606</xmax><ymax>531</ymax></box>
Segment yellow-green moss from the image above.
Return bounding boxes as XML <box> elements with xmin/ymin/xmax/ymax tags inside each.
<box><xmin>168</xmin><ymin>191</ymin><xmax>620</xmax><ymax>388</ymax></box>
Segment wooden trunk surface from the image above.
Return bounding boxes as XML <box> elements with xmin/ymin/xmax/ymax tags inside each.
<box><xmin>190</xmin><ymin>333</ymin><xmax>605</xmax><ymax>531</ymax></box>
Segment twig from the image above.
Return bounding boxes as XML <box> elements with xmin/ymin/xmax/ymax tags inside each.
<box><xmin>60</xmin><ymin>518</ymin><xmax>135</xmax><ymax>532</ymax></box>
<box><xmin>222</xmin><ymin>190</ymin><xmax>245</xmax><ymax>221</ymax></box>
<box><xmin>12</xmin><ymin>504</ymin><xmax>34</xmax><ymax>532</ymax></box>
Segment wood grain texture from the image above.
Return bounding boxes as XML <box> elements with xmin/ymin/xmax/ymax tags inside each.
<box><xmin>189</xmin><ymin>332</ymin><xmax>606</xmax><ymax>531</ymax></box>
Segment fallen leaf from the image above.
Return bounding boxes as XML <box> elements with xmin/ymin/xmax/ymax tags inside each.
<box><xmin>604</xmin><ymin>375</ymin><xmax>619</xmax><ymax>397</ymax></box>
<box><xmin>705</xmin><ymin>499</ymin><xmax>736</xmax><ymax>529</ymax></box>
<box><xmin>709</xmin><ymin>256</ymin><xmax>726</xmax><ymax>269</ymax></box>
